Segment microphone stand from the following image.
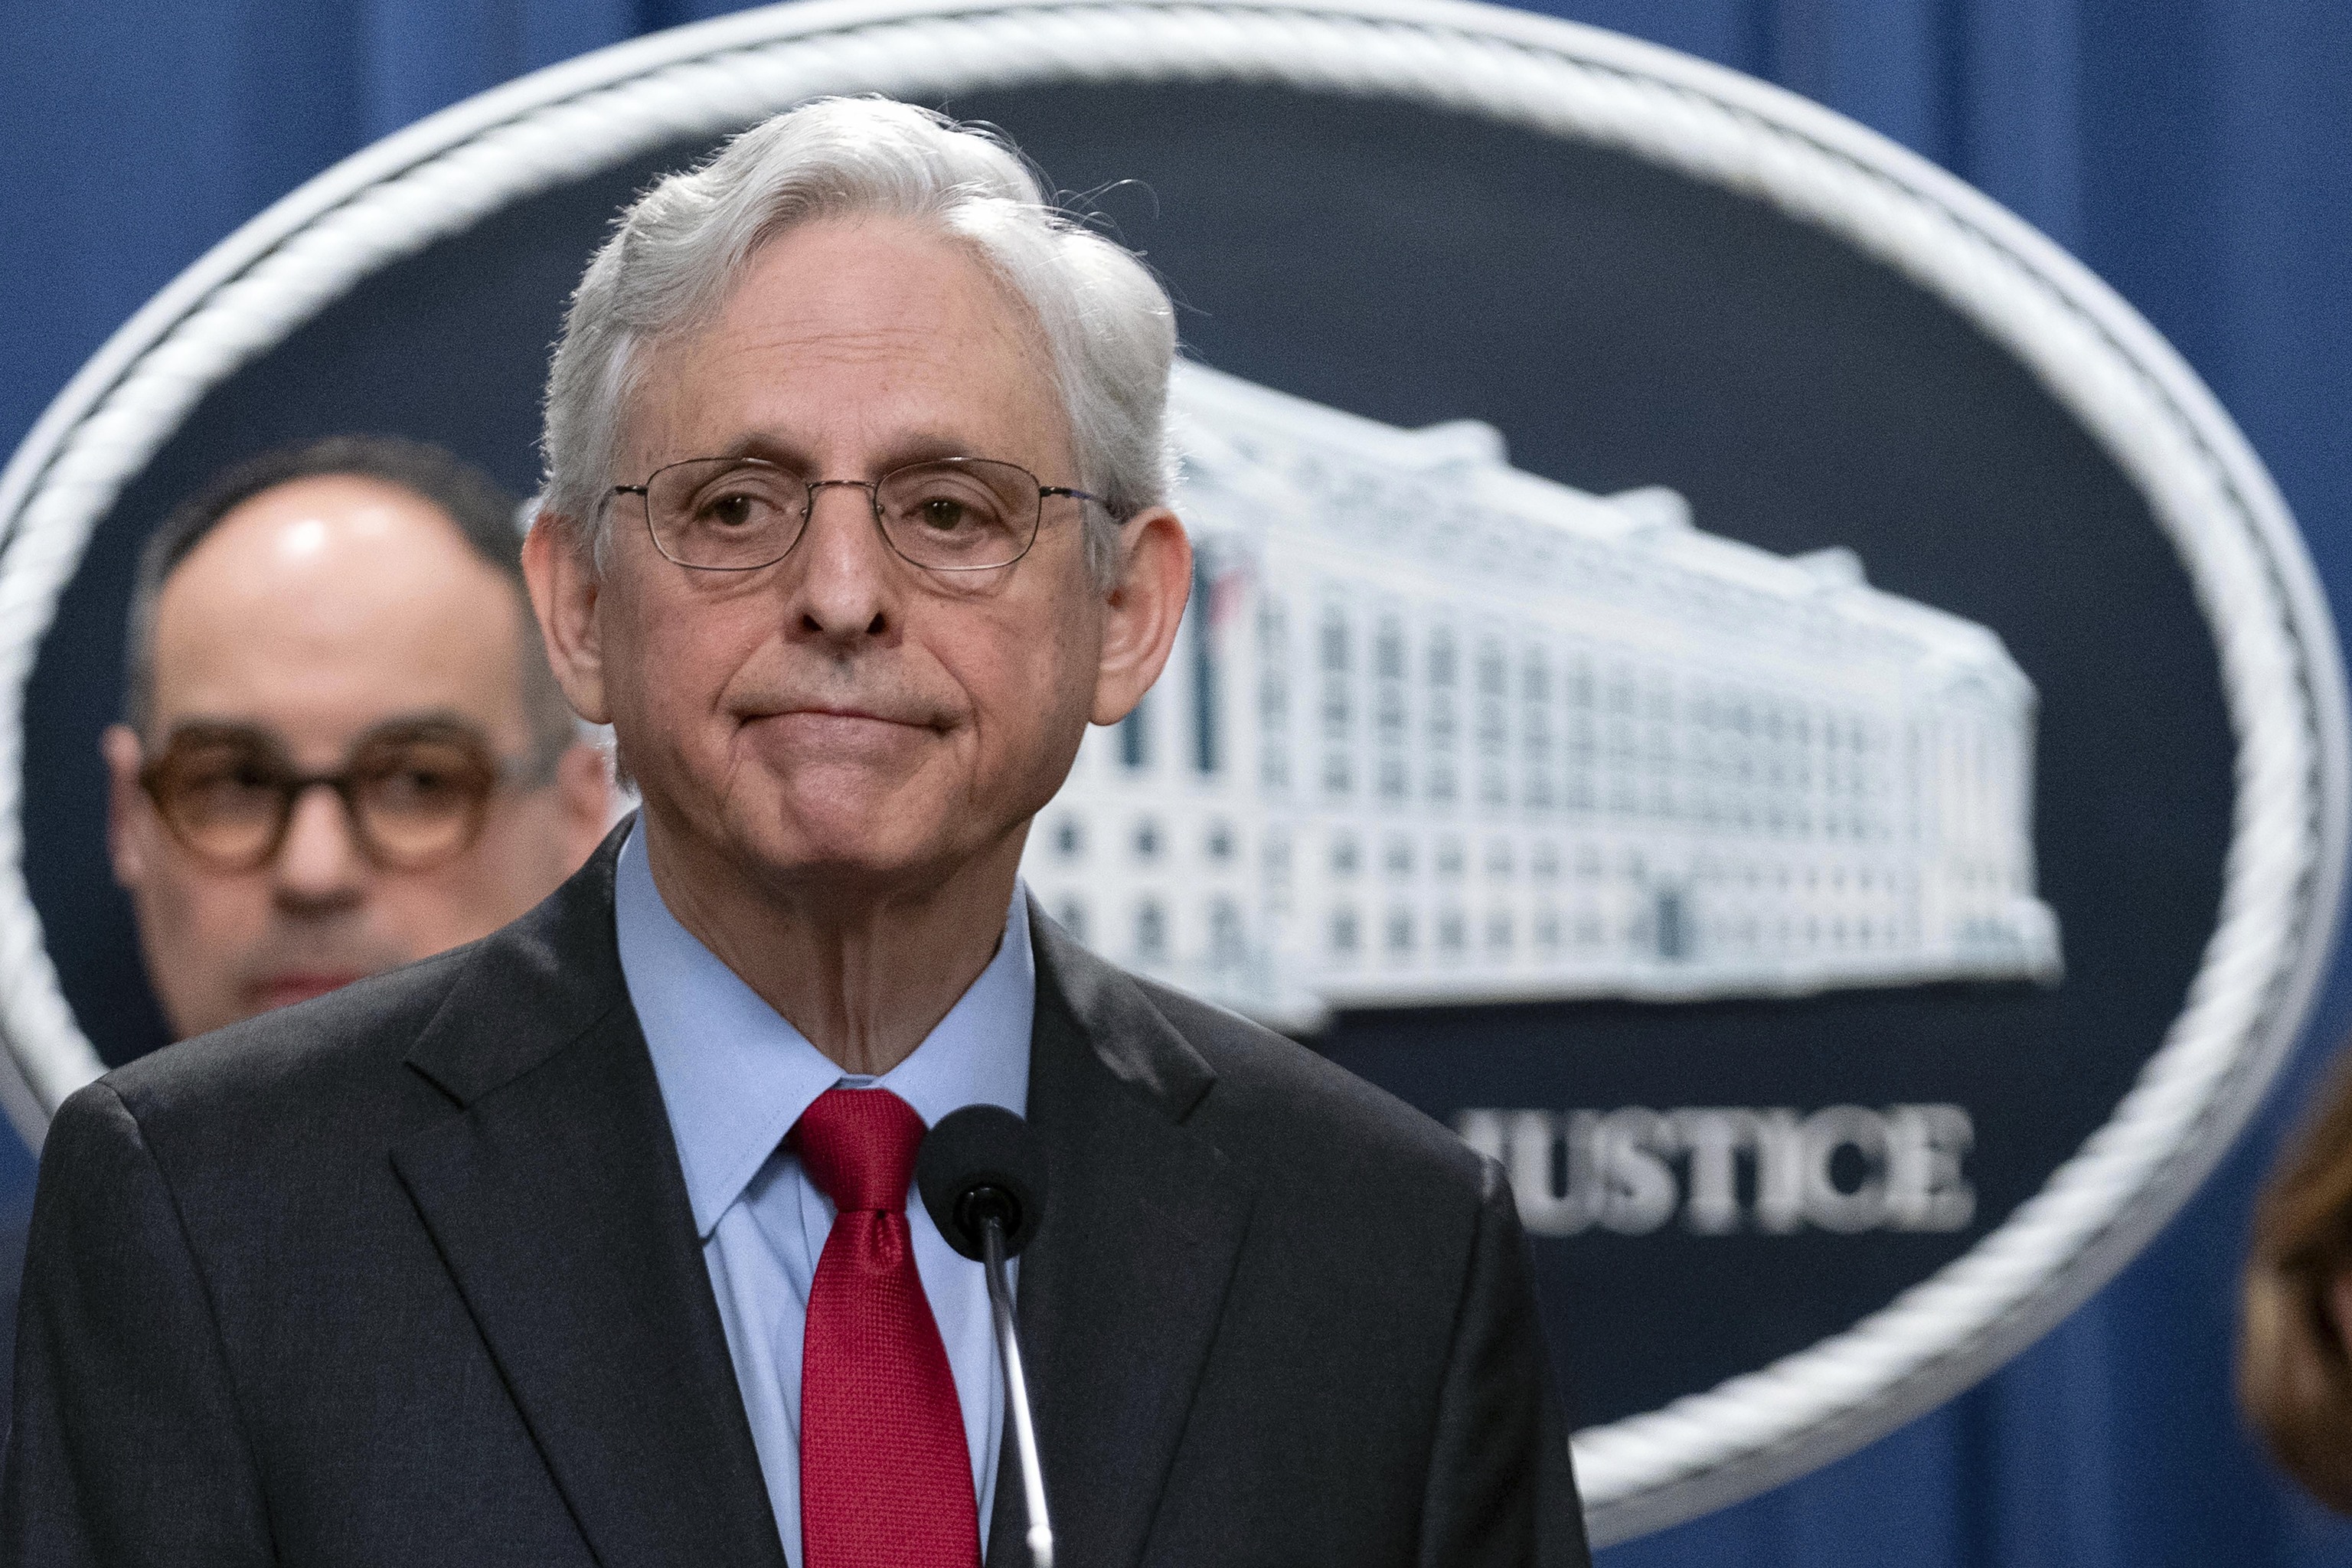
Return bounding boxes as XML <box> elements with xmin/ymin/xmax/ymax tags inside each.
<box><xmin>982</xmin><ymin>1214</ymin><xmax>1054</xmax><ymax>1568</ymax></box>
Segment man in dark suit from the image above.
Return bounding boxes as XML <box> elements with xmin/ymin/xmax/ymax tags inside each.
<box><xmin>4</xmin><ymin>97</ymin><xmax>1586</xmax><ymax>1566</ymax></box>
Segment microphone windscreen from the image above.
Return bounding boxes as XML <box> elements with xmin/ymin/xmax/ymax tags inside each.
<box><xmin>916</xmin><ymin>1105</ymin><xmax>1049</xmax><ymax>1262</ymax></box>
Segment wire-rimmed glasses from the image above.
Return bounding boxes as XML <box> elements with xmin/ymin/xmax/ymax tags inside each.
<box><xmin>612</xmin><ymin>456</ymin><xmax>1102</xmax><ymax>573</ymax></box>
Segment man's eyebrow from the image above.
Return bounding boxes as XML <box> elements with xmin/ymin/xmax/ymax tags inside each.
<box><xmin>155</xmin><ymin>716</ymin><xmax>277</xmax><ymax>747</ymax></box>
<box><xmin>155</xmin><ymin>708</ymin><xmax>495</xmax><ymax>752</ymax></box>
<box><xmin>879</xmin><ymin>433</ymin><xmax>1000</xmax><ymax>468</ymax></box>
<box><xmin>710</xmin><ymin>434</ymin><xmax>813</xmax><ymax>469</ymax></box>
<box><xmin>354</xmin><ymin>707</ymin><xmax>494</xmax><ymax>737</ymax></box>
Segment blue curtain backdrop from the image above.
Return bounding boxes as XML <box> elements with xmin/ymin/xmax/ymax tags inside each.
<box><xmin>3</xmin><ymin>1</ymin><xmax>2348</xmax><ymax>1560</ymax></box>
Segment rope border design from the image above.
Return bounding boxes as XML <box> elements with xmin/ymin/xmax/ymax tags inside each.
<box><xmin>0</xmin><ymin>0</ymin><xmax>2340</xmax><ymax>1544</ymax></box>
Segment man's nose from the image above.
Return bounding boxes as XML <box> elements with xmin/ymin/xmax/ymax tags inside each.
<box><xmin>789</xmin><ymin>484</ymin><xmax>895</xmax><ymax>643</ymax></box>
<box><xmin>270</xmin><ymin>785</ymin><xmax>369</xmax><ymax>910</ymax></box>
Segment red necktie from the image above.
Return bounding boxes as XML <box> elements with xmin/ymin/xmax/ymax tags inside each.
<box><xmin>792</xmin><ymin>1087</ymin><xmax>982</xmax><ymax>1568</ymax></box>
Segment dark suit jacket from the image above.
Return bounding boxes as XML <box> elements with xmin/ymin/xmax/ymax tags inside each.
<box><xmin>3</xmin><ymin>831</ymin><xmax>1588</xmax><ymax>1566</ymax></box>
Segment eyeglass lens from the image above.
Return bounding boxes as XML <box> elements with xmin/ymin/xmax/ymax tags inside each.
<box><xmin>142</xmin><ymin>722</ymin><xmax>501</xmax><ymax>872</ymax></box>
<box><xmin>642</xmin><ymin>456</ymin><xmax>1047</xmax><ymax>571</ymax></box>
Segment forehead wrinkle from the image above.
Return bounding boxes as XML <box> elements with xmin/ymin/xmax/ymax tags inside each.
<box><xmin>714</xmin><ymin>320</ymin><xmax>942</xmax><ymax>364</ymax></box>
<box><xmin>623</xmin><ymin>220</ymin><xmax>1070</xmax><ymax>479</ymax></box>
<box><xmin>693</xmin><ymin>306</ymin><xmax>1047</xmax><ymax>401</ymax></box>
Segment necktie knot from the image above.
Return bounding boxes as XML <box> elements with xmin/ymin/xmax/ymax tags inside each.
<box><xmin>792</xmin><ymin>1086</ymin><xmax>925</xmax><ymax>1214</ymax></box>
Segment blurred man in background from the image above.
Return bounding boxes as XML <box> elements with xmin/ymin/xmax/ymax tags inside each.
<box><xmin>104</xmin><ymin>435</ymin><xmax>611</xmax><ymax>1040</ymax></box>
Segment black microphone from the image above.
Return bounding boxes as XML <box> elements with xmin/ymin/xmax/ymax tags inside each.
<box><xmin>917</xmin><ymin>1106</ymin><xmax>1053</xmax><ymax>1568</ymax></box>
<box><xmin>918</xmin><ymin>1104</ymin><xmax>1047</xmax><ymax>1263</ymax></box>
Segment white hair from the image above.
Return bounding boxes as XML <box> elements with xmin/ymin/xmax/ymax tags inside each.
<box><xmin>541</xmin><ymin>96</ymin><xmax>1177</xmax><ymax>583</ymax></box>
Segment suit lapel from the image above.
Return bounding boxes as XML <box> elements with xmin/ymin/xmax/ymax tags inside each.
<box><xmin>987</xmin><ymin>908</ymin><xmax>1257</xmax><ymax>1568</ymax></box>
<box><xmin>392</xmin><ymin>832</ymin><xmax>786</xmax><ymax>1568</ymax></box>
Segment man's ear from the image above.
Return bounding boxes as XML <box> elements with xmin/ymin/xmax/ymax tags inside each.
<box><xmin>102</xmin><ymin>723</ymin><xmax>149</xmax><ymax>890</ymax></box>
<box><xmin>1091</xmin><ymin>507</ymin><xmax>1194</xmax><ymax>727</ymax></box>
<box><xmin>522</xmin><ymin>517</ymin><xmax>612</xmax><ymax>727</ymax></box>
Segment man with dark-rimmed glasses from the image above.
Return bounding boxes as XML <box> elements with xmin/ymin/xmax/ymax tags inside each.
<box><xmin>103</xmin><ymin>434</ymin><xmax>612</xmax><ymax>1039</ymax></box>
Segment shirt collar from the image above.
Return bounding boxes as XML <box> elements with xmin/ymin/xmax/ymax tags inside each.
<box><xmin>615</xmin><ymin>818</ymin><xmax>1034</xmax><ymax>1238</ymax></box>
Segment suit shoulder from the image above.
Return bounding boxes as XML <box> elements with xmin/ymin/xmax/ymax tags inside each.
<box><xmin>1131</xmin><ymin>976</ymin><xmax>1488</xmax><ymax>1193</ymax></box>
<box><xmin>100</xmin><ymin>942</ymin><xmax>477</xmax><ymax>1130</ymax></box>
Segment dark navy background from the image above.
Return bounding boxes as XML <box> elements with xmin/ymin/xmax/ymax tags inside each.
<box><xmin>4</xmin><ymin>2</ymin><xmax>2349</xmax><ymax>1563</ymax></box>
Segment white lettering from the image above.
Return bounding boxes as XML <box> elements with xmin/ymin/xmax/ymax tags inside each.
<box><xmin>1884</xmin><ymin>1103</ymin><xmax>1975</xmax><ymax>1230</ymax></box>
<box><xmin>1800</xmin><ymin>1106</ymin><xmax>1890</xmax><ymax>1233</ymax></box>
<box><xmin>1597</xmin><ymin>1109</ymin><xmax>1677</xmax><ymax>1235</ymax></box>
<box><xmin>1457</xmin><ymin>1109</ymin><xmax>1602</xmax><ymax>1236</ymax></box>
<box><xmin>1455</xmin><ymin>1103</ymin><xmax>1977</xmax><ymax>1236</ymax></box>
<box><xmin>1511</xmin><ymin>1109</ymin><xmax>1598</xmax><ymax>1236</ymax></box>
<box><xmin>1668</xmin><ymin>1109</ymin><xmax>1752</xmax><ymax>1235</ymax></box>
<box><xmin>1752</xmin><ymin>1108</ymin><xmax>1806</xmax><ymax>1234</ymax></box>
<box><xmin>1455</xmin><ymin>1107</ymin><xmax>1507</xmax><ymax>1165</ymax></box>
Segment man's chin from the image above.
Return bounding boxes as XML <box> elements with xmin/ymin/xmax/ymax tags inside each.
<box><xmin>717</xmin><ymin>817</ymin><xmax>987</xmax><ymax>902</ymax></box>
<box><xmin>715</xmin><ymin>785</ymin><xmax>940</xmax><ymax>866</ymax></box>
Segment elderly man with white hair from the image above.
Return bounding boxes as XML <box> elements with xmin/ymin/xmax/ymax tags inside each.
<box><xmin>2</xmin><ymin>100</ymin><xmax>1586</xmax><ymax>1568</ymax></box>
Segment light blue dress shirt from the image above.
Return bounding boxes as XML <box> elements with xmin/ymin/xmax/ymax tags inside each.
<box><xmin>615</xmin><ymin>822</ymin><xmax>1032</xmax><ymax>1567</ymax></box>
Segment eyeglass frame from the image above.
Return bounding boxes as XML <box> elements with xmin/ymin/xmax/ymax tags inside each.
<box><xmin>136</xmin><ymin>715</ymin><xmax>555</xmax><ymax>874</ymax></box>
<box><xmin>609</xmin><ymin>453</ymin><xmax>1109</xmax><ymax>573</ymax></box>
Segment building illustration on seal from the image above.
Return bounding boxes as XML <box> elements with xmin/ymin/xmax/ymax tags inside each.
<box><xmin>1018</xmin><ymin>362</ymin><xmax>2063</xmax><ymax>1027</ymax></box>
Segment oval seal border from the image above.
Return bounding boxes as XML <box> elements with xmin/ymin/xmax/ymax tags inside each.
<box><xmin>0</xmin><ymin>0</ymin><xmax>2341</xmax><ymax>1543</ymax></box>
